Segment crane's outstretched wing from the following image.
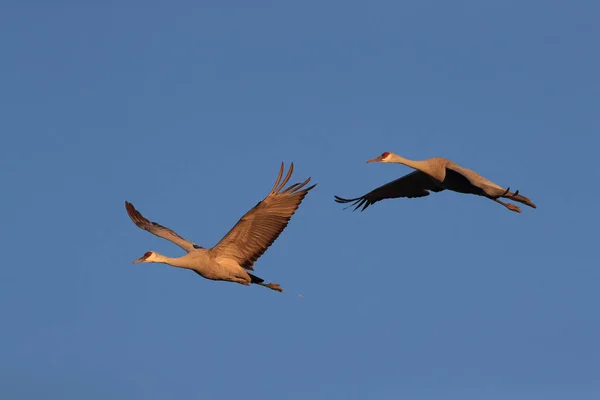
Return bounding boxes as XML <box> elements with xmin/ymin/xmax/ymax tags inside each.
<box><xmin>210</xmin><ymin>162</ymin><xmax>316</xmax><ymax>271</ymax></box>
<box><xmin>125</xmin><ymin>201</ymin><xmax>199</xmax><ymax>252</ymax></box>
<box><xmin>334</xmin><ymin>170</ymin><xmax>444</xmax><ymax>212</ymax></box>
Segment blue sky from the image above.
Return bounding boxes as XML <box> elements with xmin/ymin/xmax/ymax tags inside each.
<box><xmin>1</xmin><ymin>1</ymin><xmax>599</xmax><ymax>399</ymax></box>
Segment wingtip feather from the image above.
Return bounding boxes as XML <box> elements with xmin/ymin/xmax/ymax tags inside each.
<box><xmin>125</xmin><ymin>201</ymin><xmax>136</xmax><ymax>218</ymax></box>
<box><xmin>275</xmin><ymin>162</ymin><xmax>294</xmax><ymax>193</ymax></box>
<box><xmin>270</xmin><ymin>163</ymin><xmax>285</xmax><ymax>194</ymax></box>
<box><xmin>305</xmin><ymin>182</ymin><xmax>317</xmax><ymax>192</ymax></box>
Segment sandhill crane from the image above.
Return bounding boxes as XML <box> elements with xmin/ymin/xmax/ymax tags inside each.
<box><xmin>126</xmin><ymin>163</ymin><xmax>316</xmax><ymax>292</ymax></box>
<box><xmin>335</xmin><ymin>152</ymin><xmax>536</xmax><ymax>213</ymax></box>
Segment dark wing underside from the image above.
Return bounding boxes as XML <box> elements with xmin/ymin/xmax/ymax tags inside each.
<box><xmin>445</xmin><ymin>162</ymin><xmax>507</xmax><ymax>197</ymax></box>
<box><xmin>334</xmin><ymin>170</ymin><xmax>444</xmax><ymax>211</ymax></box>
<box><xmin>125</xmin><ymin>201</ymin><xmax>199</xmax><ymax>252</ymax></box>
<box><xmin>210</xmin><ymin>162</ymin><xmax>316</xmax><ymax>271</ymax></box>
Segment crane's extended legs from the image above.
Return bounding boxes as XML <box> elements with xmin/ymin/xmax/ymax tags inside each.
<box><xmin>256</xmin><ymin>282</ymin><xmax>283</xmax><ymax>292</ymax></box>
<box><xmin>488</xmin><ymin>186</ymin><xmax>536</xmax><ymax>211</ymax></box>
<box><xmin>499</xmin><ymin>188</ymin><xmax>536</xmax><ymax>209</ymax></box>
<box><xmin>492</xmin><ymin>198</ymin><xmax>522</xmax><ymax>213</ymax></box>
<box><xmin>249</xmin><ymin>272</ymin><xmax>284</xmax><ymax>292</ymax></box>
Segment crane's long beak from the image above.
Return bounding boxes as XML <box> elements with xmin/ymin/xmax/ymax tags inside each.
<box><xmin>133</xmin><ymin>252</ymin><xmax>153</xmax><ymax>264</ymax></box>
<box><xmin>367</xmin><ymin>156</ymin><xmax>382</xmax><ymax>163</ymax></box>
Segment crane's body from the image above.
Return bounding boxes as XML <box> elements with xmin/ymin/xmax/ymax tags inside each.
<box><xmin>127</xmin><ymin>163</ymin><xmax>316</xmax><ymax>292</ymax></box>
<box><xmin>335</xmin><ymin>152</ymin><xmax>536</xmax><ymax>213</ymax></box>
<box><xmin>136</xmin><ymin>251</ymin><xmax>251</xmax><ymax>284</ymax></box>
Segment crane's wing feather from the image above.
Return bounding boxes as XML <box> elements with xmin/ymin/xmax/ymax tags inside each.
<box><xmin>210</xmin><ymin>163</ymin><xmax>316</xmax><ymax>271</ymax></box>
<box><xmin>334</xmin><ymin>170</ymin><xmax>444</xmax><ymax>211</ymax></box>
<box><xmin>125</xmin><ymin>201</ymin><xmax>199</xmax><ymax>252</ymax></box>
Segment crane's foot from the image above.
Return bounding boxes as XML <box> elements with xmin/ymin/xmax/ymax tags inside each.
<box><xmin>506</xmin><ymin>203</ymin><xmax>522</xmax><ymax>213</ymax></box>
<box><xmin>492</xmin><ymin>198</ymin><xmax>522</xmax><ymax>213</ymax></box>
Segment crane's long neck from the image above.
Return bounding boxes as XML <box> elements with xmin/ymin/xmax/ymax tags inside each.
<box><xmin>151</xmin><ymin>253</ymin><xmax>191</xmax><ymax>269</ymax></box>
<box><xmin>387</xmin><ymin>153</ymin><xmax>423</xmax><ymax>168</ymax></box>
<box><xmin>387</xmin><ymin>153</ymin><xmax>445</xmax><ymax>182</ymax></box>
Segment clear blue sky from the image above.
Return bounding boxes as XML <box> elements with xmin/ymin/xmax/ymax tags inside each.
<box><xmin>1</xmin><ymin>1</ymin><xmax>599</xmax><ymax>399</ymax></box>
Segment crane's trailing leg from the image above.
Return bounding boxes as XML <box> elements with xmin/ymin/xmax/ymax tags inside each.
<box><xmin>249</xmin><ymin>272</ymin><xmax>284</xmax><ymax>292</ymax></box>
<box><xmin>500</xmin><ymin>189</ymin><xmax>537</xmax><ymax>209</ymax></box>
<box><xmin>499</xmin><ymin>187</ymin><xmax>511</xmax><ymax>197</ymax></box>
<box><xmin>492</xmin><ymin>198</ymin><xmax>521</xmax><ymax>213</ymax></box>
<box><xmin>257</xmin><ymin>282</ymin><xmax>283</xmax><ymax>292</ymax></box>
<box><xmin>491</xmin><ymin>186</ymin><xmax>536</xmax><ymax>210</ymax></box>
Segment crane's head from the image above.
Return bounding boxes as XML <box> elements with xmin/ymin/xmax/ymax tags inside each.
<box><xmin>133</xmin><ymin>251</ymin><xmax>158</xmax><ymax>264</ymax></box>
<box><xmin>367</xmin><ymin>151</ymin><xmax>392</xmax><ymax>163</ymax></box>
